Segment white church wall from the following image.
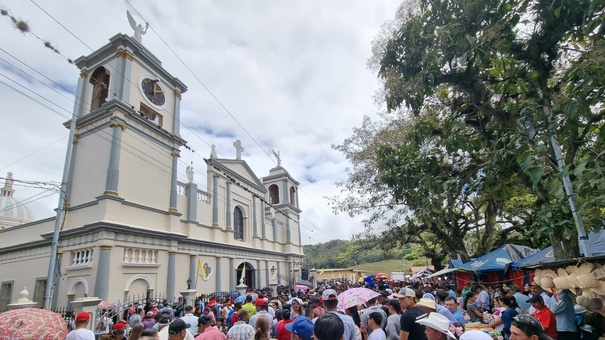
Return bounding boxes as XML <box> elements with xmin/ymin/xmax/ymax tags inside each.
<box><xmin>0</xmin><ymin>250</ymin><xmax>49</xmax><ymax>304</ymax></box>
<box><xmin>70</xmin><ymin>132</ymin><xmax>110</xmax><ymax>207</ymax></box>
<box><xmin>0</xmin><ymin>219</ymin><xmax>54</xmax><ymax>246</ymax></box>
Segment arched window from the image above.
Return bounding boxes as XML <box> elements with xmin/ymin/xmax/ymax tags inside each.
<box><xmin>269</xmin><ymin>184</ymin><xmax>279</xmax><ymax>204</ymax></box>
<box><xmin>234</xmin><ymin>207</ymin><xmax>243</xmax><ymax>241</ymax></box>
<box><xmin>90</xmin><ymin>67</ymin><xmax>110</xmax><ymax>111</ymax></box>
<box><xmin>290</xmin><ymin>187</ymin><xmax>296</xmax><ymax>206</ymax></box>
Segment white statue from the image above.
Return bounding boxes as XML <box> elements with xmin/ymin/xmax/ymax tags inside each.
<box><xmin>186</xmin><ymin>162</ymin><xmax>194</xmax><ymax>183</ymax></box>
<box><xmin>210</xmin><ymin>144</ymin><xmax>218</xmax><ymax>159</ymax></box>
<box><xmin>272</xmin><ymin>149</ymin><xmax>281</xmax><ymax>166</ymax></box>
<box><xmin>127</xmin><ymin>10</ymin><xmax>149</xmax><ymax>44</ymax></box>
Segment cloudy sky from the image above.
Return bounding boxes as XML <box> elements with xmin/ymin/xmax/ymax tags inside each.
<box><xmin>0</xmin><ymin>0</ymin><xmax>400</xmax><ymax>244</ymax></box>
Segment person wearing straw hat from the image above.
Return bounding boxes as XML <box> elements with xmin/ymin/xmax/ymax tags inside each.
<box><xmin>528</xmin><ymin>282</ymin><xmax>551</xmax><ymax>316</ymax></box>
<box><xmin>547</xmin><ymin>289</ymin><xmax>577</xmax><ymax>340</ymax></box>
<box><xmin>415</xmin><ymin>313</ymin><xmax>456</xmax><ymax>340</ymax></box>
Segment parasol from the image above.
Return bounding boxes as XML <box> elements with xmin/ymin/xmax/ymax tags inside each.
<box><xmin>295</xmin><ymin>280</ymin><xmax>313</xmax><ymax>287</ymax></box>
<box><xmin>336</xmin><ymin>287</ymin><xmax>381</xmax><ymax>311</ymax></box>
<box><xmin>234</xmin><ymin>295</ymin><xmax>247</xmax><ymax>303</ymax></box>
<box><xmin>0</xmin><ymin>307</ymin><xmax>68</xmax><ymax>340</ymax></box>
<box><xmin>97</xmin><ymin>300</ymin><xmax>113</xmax><ymax>310</ymax></box>
<box><xmin>376</xmin><ymin>273</ymin><xmax>390</xmax><ymax>280</ymax></box>
<box><xmin>296</xmin><ymin>284</ymin><xmax>310</xmax><ymax>291</ymax></box>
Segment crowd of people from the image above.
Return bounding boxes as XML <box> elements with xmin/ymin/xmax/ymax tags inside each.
<box><xmin>63</xmin><ymin>279</ymin><xmax>605</xmax><ymax>340</ymax></box>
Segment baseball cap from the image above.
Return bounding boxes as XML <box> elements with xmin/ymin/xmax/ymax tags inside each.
<box><xmin>114</xmin><ymin>322</ymin><xmax>127</xmax><ymax>331</ymax></box>
<box><xmin>393</xmin><ymin>287</ymin><xmax>416</xmax><ymax>299</ymax></box>
<box><xmin>527</xmin><ymin>294</ymin><xmax>543</xmax><ymax>303</ymax></box>
<box><xmin>285</xmin><ymin>316</ymin><xmax>314</xmax><ymax>340</ymax></box>
<box><xmin>309</xmin><ymin>296</ymin><xmax>321</xmax><ymax>304</ymax></box>
<box><xmin>509</xmin><ymin>284</ymin><xmax>521</xmax><ymax>291</ymax></box>
<box><xmin>254</xmin><ymin>298</ymin><xmax>267</xmax><ymax>306</ymax></box>
<box><xmin>75</xmin><ymin>312</ymin><xmax>90</xmax><ymax>322</ymax></box>
<box><xmin>529</xmin><ymin>281</ymin><xmax>539</xmax><ymax>287</ymax></box>
<box><xmin>512</xmin><ymin>314</ymin><xmax>552</xmax><ymax>340</ymax></box>
<box><xmin>380</xmin><ymin>291</ymin><xmax>390</xmax><ymax>297</ymax></box>
<box><xmin>168</xmin><ymin>319</ymin><xmax>188</xmax><ymax>334</ymax></box>
<box><xmin>322</xmin><ymin>289</ymin><xmax>338</xmax><ymax>300</ymax></box>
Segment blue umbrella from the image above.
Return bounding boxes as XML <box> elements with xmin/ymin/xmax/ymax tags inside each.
<box><xmin>234</xmin><ymin>295</ymin><xmax>246</xmax><ymax>303</ymax></box>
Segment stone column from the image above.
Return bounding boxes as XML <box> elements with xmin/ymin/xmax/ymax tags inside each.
<box><xmin>212</xmin><ymin>175</ymin><xmax>219</xmax><ymax>226</ymax></box>
<box><xmin>265</xmin><ymin>260</ymin><xmax>270</xmax><ymax>287</ymax></box>
<box><xmin>113</xmin><ymin>50</ymin><xmax>133</xmax><ymax>102</ymax></box>
<box><xmin>286</xmin><ymin>213</ymin><xmax>291</xmax><ymax>243</ymax></box>
<box><xmin>260</xmin><ymin>200</ymin><xmax>266</xmax><ymax>239</ymax></box>
<box><xmin>272</xmin><ymin>218</ymin><xmax>277</xmax><ymax>241</ymax></box>
<box><xmin>215</xmin><ymin>257</ymin><xmax>222</xmax><ymax>292</ymax></box>
<box><xmin>229</xmin><ymin>258</ymin><xmax>235</xmax><ymax>291</ymax></box>
<box><xmin>167</xmin><ymin>252</ymin><xmax>176</xmax><ymax>300</ymax></box>
<box><xmin>185</xmin><ymin>182</ymin><xmax>198</xmax><ymax>221</ymax></box>
<box><xmin>173</xmin><ymin>90</ymin><xmax>182</xmax><ymax>136</ymax></box>
<box><xmin>189</xmin><ymin>255</ymin><xmax>197</xmax><ymax>289</ymax></box>
<box><xmin>225</xmin><ymin>181</ymin><xmax>232</xmax><ymax>230</ymax></box>
<box><xmin>252</xmin><ymin>195</ymin><xmax>258</xmax><ymax>237</ymax></box>
<box><xmin>169</xmin><ymin>152</ymin><xmax>179</xmax><ymax>212</ymax></box>
<box><xmin>256</xmin><ymin>260</ymin><xmax>261</xmax><ymax>289</ymax></box>
<box><xmin>282</xmin><ymin>179</ymin><xmax>289</xmax><ymax>204</ymax></box>
<box><xmin>104</xmin><ymin>122</ymin><xmax>124</xmax><ymax>196</ymax></box>
<box><xmin>70</xmin><ymin>297</ymin><xmax>102</xmax><ymax>331</ymax></box>
<box><xmin>309</xmin><ymin>268</ymin><xmax>317</xmax><ymax>288</ymax></box>
<box><xmin>94</xmin><ymin>246</ymin><xmax>111</xmax><ymax>300</ymax></box>
<box><xmin>298</xmin><ymin>223</ymin><xmax>302</xmax><ymax>246</ymax></box>
<box><xmin>276</xmin><ymin>262</ymin><xmax>282</xmax><ymax>285</ymax></box>
<box><xmin>75</xmin><ymin>70</ymin><xmax>88</xmax><ymax>118</ymax></box>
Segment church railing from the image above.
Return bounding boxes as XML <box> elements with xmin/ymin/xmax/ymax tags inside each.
<box><xmin>123</xmin><ymin>248</ymin><xmax>159</xmax><ymax>266</ymax></box>
<box><xmin>197</xmin><ymin>189</ymin><xmax>211</xmax><ymax>204</ymax></box>
<box><xmin>70</xmin><ymin>248</ymin><xmax>93</xmax><ymax>267</ymax></box>
<box><xmin>177</xmin><ymin>181</ymin><xmax>187</xmax><ymax>195</ymax></box>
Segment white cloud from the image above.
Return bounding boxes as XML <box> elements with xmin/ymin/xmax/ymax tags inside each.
<box><xmin>0</xmin><ymin>0</ymin><xmax>400</xmax><ymax>244</ymax></box>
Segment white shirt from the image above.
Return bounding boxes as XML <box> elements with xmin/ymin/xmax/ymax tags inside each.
<box><xmin>65</xmin><ymin>328</ymin><xmax>95</xmax><ymax>340</ymax></box>
<box><xmin>182</xmin><ymin>313</ymin><xmax>200</xmax><ymax>336</ymax></box>
<box><xmin>368</xmin><ymin>328</ymin><xmax>387</xmax><ymax>340</ymax></box>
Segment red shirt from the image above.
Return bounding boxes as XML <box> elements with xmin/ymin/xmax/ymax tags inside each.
<box><xmin>276</xmin><ymin>319</ymin><xmax>293</xmax><ymax>340</ymax></box>
<box><xmin>535</xmin><ymin>307</ymin><xmax>558</xmax><ymax>339</ymax></box>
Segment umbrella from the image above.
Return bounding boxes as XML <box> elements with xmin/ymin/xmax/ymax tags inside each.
<box><xmin>0</xmin><ymin>307</ymin><xmax>68</xmax><ymax>339</ymax></box>
<box><xmin>97</xmin><ymin>300</ymin><xmax>113</xmax><ymax>309</ymax></box>
<box><xmin>246</xmin><ymin>292</ymin><xmax>258</xmax><ymax>300</ymax></box>
<box><xmin>296</xmin><ymin>280</ymin><xmax>313</xmax><ymax>287</ymax></box>
<box><xmin>337</xmin><ymin>287</ymin><xmax>381</xmax><ymax>311</ymax></box>
<box><xmin>296</xmin><ymin>284</ymin><xmax>310</xmax><ymax>291</ymax></box>
<box><xmin>376</xmin><ymin>273</ymin><xmax>390</xmax><ymax>280</ymax></box>
<box><xmin>234</xmin><ymin>295</ymin><xmax>247</xmax><ymax>303</ymax></box>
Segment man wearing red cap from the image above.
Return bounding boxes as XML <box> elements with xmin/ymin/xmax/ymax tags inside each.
<box><xmin>249</xmin><ymin>298</ymin><xmax>274</xmax><ymax>336</ymax></box>
<box><xmin>65</xmin><ymin>312</ymin><xmax>95</xmax><ymax>340</ymax></box>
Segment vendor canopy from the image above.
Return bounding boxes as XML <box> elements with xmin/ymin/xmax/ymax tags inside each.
<box><xmin>460</xmin><ymin>244</ymin><xmax>537</xmax><ymax>272</ymax></box>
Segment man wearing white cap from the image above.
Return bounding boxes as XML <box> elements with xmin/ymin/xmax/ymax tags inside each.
<box><xmin>416</xmin><ymin>313</ymin><xmax>455</xmax><ymax>340</ymax></box>
<box><xmin>320</xmin><ymin>289</ymin><xmax>357</xmax><ymax>340</ymax></box>
<box><xmin>395</xmin><ymin>287</ymin><xmax>427</xmax><ymax>340</ymax></box>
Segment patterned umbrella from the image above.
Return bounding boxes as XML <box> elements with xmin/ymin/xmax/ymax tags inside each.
<box><xmin>0</xmin><ymin>307</ymin><xmax>68</xmax><ymax>339</ymax></box>
<box><xmin>336</xmin><ymin>287</ymin><xmax>381</xmax><ymax>311</ymax></box>
<box><xmin>97</xmin><ymin>300</ymin><xmax>113</xmax><ymax>309</ymax></box>
<box><xmin>376</xmin><ymin>273</ymin><xmax>390</xmax><ymax>280</ymax></box>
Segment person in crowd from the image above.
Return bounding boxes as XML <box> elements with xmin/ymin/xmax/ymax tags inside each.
<box><xmin>416</xmin><ymin>313</ymin><xmax>456</xmax><ymax>340</ymax></box>
<box><xmin>510</xmin><ymin>314</ymin><xmax>554</xmax><ymax>340</ymax></box>
<box><xmin>464</xmin><ymin>293</ymin><xmax>484</xmax><ymax>323</ymax></box>
<box><xmin>167</xmin><ymin>319</ymin><xmax>189</xmax><ymax>340</ymax></box>
<box><xmin>548</xmin><ymin>289</ymin><xmax>578</xmax><ymax>340</ymax></box>
<box><xmin>226</xmin><ymin>309</ymin><xmax>255</xmax><ymax>340</ymax></box>
<box><xmin>361</xmin><ymin>297</ymin><xmax>388</xmax><ymax>335</ymax></box>
<box><xmin>500</xmin><ymin>296</ymin><xmax>520</xmax><ymax>340</ymax></box>
<box><xmin>386</xmin><ymin>299</ymin><xmax>402</xmax><ymax>340</ymax></box>
<box><xmin>276</xmin><ymin>309</ymin><xmax>293</xmax><ymax>340</ymax></box>
<box><xmin>456</xmin><ymin>290</ymin><xmax>465</xmax><ymax>310</ymax></box>
<box><xmin>345</xmin><ymin>306</ymin><xmax>364</xmax><ymax>340</ymax></box>
<box><xmin>475</xmin><ymin>285</ymin><xmax>490</xmax><ymax>312</ymax></box>
<box><xmin>142</xmin><ymin>312</ymin><xmax>156</xmax><ymax>329</ymax></box>
<box><xmin>445</xmin><ymin>297</ymin><xmax>466</xmax><ymax>326</ymax></box>
<box><xmin>588</xmin><ymin>298</ymin><xmax>605</xmax><ymax>316</ymax></box>
<box><xmin>309</xmin><ymin>296</ymin><xmax>325</xmax><ymax>318</ymax></box>
<box><xmin>528</xmin><ymin>282</ymin><xmax>551</xmax><ymax>316</ymax></box>
<box><xmin>314</xmin><ymin>313</ymin><xmax>345</xmax><ymax>340</ymax></box>
<box><xmin>129</xmin><ymin>307</ymin><xmax>144</xmax><ymax>328</ymax></box>
<box><xmin>182</xmin><ymin>306</ymin><xmax>199</xmax><ymax>337</ymax></box>
<box><xmin>195</xmin><ymin>314</ymin><xmax>226</xmax><ymax>340</ymax></box>
<box><xmin>524</xmin><ymin>285</ymin><xmax>532</xmax><ymax>296</ymax></box>
<box><xmin>203</xmin><ymin>307</ymin><xmax>216</xmax><ymax>326</ymax></box>
<box><xmin>430</xmin><ymin>291</ymin><xmax>457</xmax><ymax>324</ymax></box>
<box><xmin>243</xmin><ymin>295</ymin><xmax>257</xmax><ymax>318</ymax></box>
<box><xmin>65</xmin><ymin>312</ymin><xmax>95</xmax><ymax>340</ymax></box>
<box><xmin>527</xmin><ymin>294</ymin><xmax>557</xmax><ymax>339</ymax></box>
<box><xmin>285</xmin><ymin>316</ymin><xmax>314</xmax><ymax>340</ymax></box>
<box><xmin>249</xmin><ymin>298</ymin><xmax>274</xmax><ymax>335</ymax></box>
<box><xmin>291</xmin><ymin>298</ymin><xmax>304</xmax><ymax>320</ymax></box>
<box><xmin>96</xmin><ymin>309</ymin><xmax>114</xmax><ymax>336</ymax></box>
<box><xmin>111</xmin><ymin>322</ymin><xmax>127</xmax><ymax>340</ymax></box>
<box><xmin>395</xmin><ymin>287</ymin><xmax>427</xmax><ymax>340</ymax></box>
<box><xmin>367</xmin><ymin>312</ymin><xmax>387</xmax><ymax>340</ymax></box>
<box><xmin>509</xmin><ymin>285</ymin><xmax>530</xmax><ymax>314</ymax></box>
<box><xmin>221</xmin><ymin>299</ymin><xmax>232</xmax><ymax>321</ymax></box>
<box><xmin>322</xmin><ymin>289</ymin><xmax>357</xmax><ymax>340</ymax></box>
<box><xmin>128</xmin><ymin>324</ymin><xmax>144</xmax><ymax>340</ymax></box>
<box><xmin>254</xmin><ymin>315</ymin><xmax>271</xmax><ymax>340</ymax></box>
<box><xmin>139</xmin><ymin>327</ymin><xmax>159</xmax><ymax>340</ymax></box>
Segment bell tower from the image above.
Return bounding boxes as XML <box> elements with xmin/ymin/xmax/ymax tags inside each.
<box><xmin>64</xmin><ymin>33</ymin><xmax>187</xmax><ymax>226</ymax></box>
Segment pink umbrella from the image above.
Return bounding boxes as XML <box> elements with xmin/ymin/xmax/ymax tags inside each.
<box><xmin>0</xmin><ymin>307</ymin><xmax>68</xmax><ymax>339</ymax></box>
<box><xmin>337</xmin><ymin>287</ymin><xmax>381</xmax><ymax>311</ymax></box>
<box><xmin>296</xmin><ymin>284</ymin><xmax>310</xmax><ymax>291</ymax></box>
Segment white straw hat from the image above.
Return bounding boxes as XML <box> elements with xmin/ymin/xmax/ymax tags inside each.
<box><xmin>553</xmin><ymin>276</ymin><xmax>572</xmax><ymax>290</ymax></box>
<box><xmin>576</xmin><ymin>274</ymin><xmax>599</xmax><ymax>289</ymax></box>
<box><xmin>416</xmin><ymin>313</ymin><xmax>455</xmax><ymax>339</ymax></box>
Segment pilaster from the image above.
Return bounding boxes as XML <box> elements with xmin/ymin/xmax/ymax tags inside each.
<box><xmin>212</xmin><ymin>175</ymin><xmax>219</xmax><ymax>226</ymax></box>
<box><xmin>104</xmin><ymin>122</ymin><xmax>124</xmax><ymax>195</ymax></box>
<box><xmin>225</xmin><ymin>181</ymin><xmax>232</xmax><ymax>230</ymax></box>
<box><xmin>169</xmin><ymin>152</ymin><xmax>179</xmax><ymax>212</ymax></box>
<box><xmin>167</xmin><ymin>252</ymin><xmax>176</xmax><ymax>300</ymax></box>
<box><xmin>282</xmin><ymin>179</ymin><xmax>289</xmax><ymax>204</ymax></box>
<box><xmin>260</xmin><ymin>200</ymin><xmax>266</xmax><ymax>239</ymax></box>
<box><xmin>185</xmin><ymin>182</ymin><xmax>198</xmax><ymax>221</ymax></box>
<box><xmin>94</xmin><ymin>246</ymin><xmax>111</xmax><ymax>300</ymax></box>
<box><xmin>173</xmin><ymin>90</ymin><xmax>182</xmax><ymax>136</ymax></box>
<box><xmin>215</xmin><ymin>257</ymin><xmax>222</xmax><ymax>292</ymax></box>
<box><xmin>189</xmin><ymin>255</ymin><xmax>197</xmax><ymax>289</ymax></box>
<box><xmin>252</xmin><ymin>195</ymin><xmax>258</xmax><ymax>237</ymax></box>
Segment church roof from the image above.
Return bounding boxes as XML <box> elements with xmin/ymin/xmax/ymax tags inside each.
<box><xmin>0</xmin><ymin>172</ymin><xmax>35</xmax><ymax>228</ymax></box>
<box><xmin>206</xmin><ymin>158</ymin><xmax>268</xmax><ymax>194</ymax></box>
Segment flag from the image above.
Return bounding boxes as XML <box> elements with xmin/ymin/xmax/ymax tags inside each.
<box><xmin>198</xmin><ymin>259</ymin><xmax>207</xmax><ymax>280</ymax></box>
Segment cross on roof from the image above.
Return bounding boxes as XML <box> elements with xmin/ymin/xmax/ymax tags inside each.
<box><xmin>233</xmin><ymin>139</ymin><xmax>244</xmax><ymax>159</ymax></box>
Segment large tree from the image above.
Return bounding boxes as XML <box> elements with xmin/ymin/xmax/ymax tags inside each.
<box><xmin>372</xmin><ymin>0</ymin><xmax>605</xmax><ymax>259</ymax></box>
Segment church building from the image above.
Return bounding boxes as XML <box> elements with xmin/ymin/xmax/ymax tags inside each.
<box><xmin>0</xmin><ymin>32</ymin><xmax>304</xmax><ymax>310</ymax></box>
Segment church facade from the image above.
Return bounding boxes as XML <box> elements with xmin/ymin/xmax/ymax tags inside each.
<box><xmin>0</xmin><ymin>33</ymin><xmax>304</xmax><ymax>310</ymax></box>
